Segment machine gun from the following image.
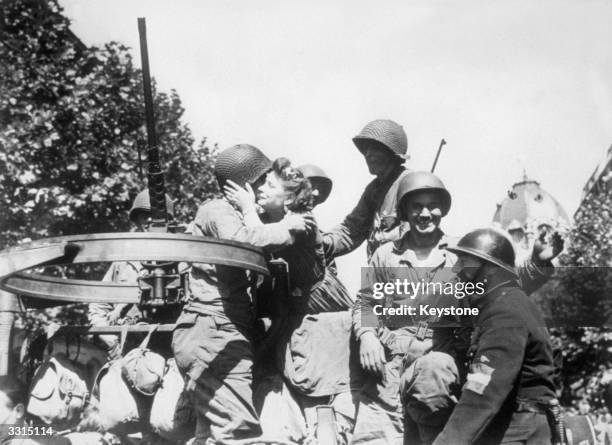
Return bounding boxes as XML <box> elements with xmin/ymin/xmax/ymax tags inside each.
<box><xmin>138</xmin><ymin>17</ymin><xmax>168</xmax><ymax>232</ymax></box>
<box><xmin>135</xmin><ymin>18</ymin><xmax>184</xmax><ymax>318</ymax></box>
<box><xmin>0</xmin><ymin>19</ymin><xmax>269</xmax><ymax>368</ymax></box>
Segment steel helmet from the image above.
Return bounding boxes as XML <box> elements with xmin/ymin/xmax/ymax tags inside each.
<box><xmin>396</xmin><ymin>171</ymin><xmax>451</xmax><ymax>218</ymax></box>
<box><xmin>297</xmin><ymin>164</ymin><xmax>333</xmax><ymax>205</ymax></box>
<box><xmin>352</xmin><ymin>119</ymin><xmax>408</xmax><ymax>162</ymax></box>
<box><xmin>214</xmin><ymin>144</ymin><xmax>272</xmax><ymax>188</ymax></box>
<box><xmin>446</xmin><ymin>228</ymin><xmax>518</xmax><ymax>277</ymax></box>
<box><xmin>128</xmin><ymin>190</ymin><xmax>175</xmax><ymax>223</ymax></box>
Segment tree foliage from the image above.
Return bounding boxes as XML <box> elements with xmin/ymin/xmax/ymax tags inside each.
<box><xmin>534</xmin><ymin>190</ymin><xmax>612</xmax><ymax>409</ymax></box>
<box><xmin>0</xmin><ymin>0</ymin><xmax>220</xmax><ymax>251</ymax></box>
<box><xmin>0</xmin><ymin>0</ymin><xmax>220</xmax><ymax>332</ymax></box>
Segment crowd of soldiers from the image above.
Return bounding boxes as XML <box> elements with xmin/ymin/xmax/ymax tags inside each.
<box><xmin>2</xmin><ymin>119</ymin><xmax>567</xmax><ymax>445</ymax></box>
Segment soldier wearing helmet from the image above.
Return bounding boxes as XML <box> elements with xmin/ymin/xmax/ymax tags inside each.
<box><xmin>352</xmin><ymin>172</ymin><xmax>559</xmax><ymax>445</ymax></box>
<box><xmin>431</xmin><ymin>228</ymin><xmax>557</xmax><ymax>445</ymax></box>
<box><xmin>298</xmin><ymin>164</ymin><xmax>333</xmax><ymax>207</ymax></box>
<box><xmin>128</xmin><ymin>189</ymin><xmax>175</xmax><ymax>230</ymax></box>
<box><xmin>88</xmin><ymin>188</ymin><xmax>176</xmax><ymax>357</ymax></box>
<box><xmin>323</xmin><ymin>119</ymin><xmax>410</xmax><ymax>260</ymax></box>
<box><xmin>171</xmin><ymin>144</ymin><xmax>314</xmax><ymax>444</ymax></box>
<box><xmin>351</xmin><ymin>171</ymin><xmax>457</xmax><ymax>444</ymax></box>
<box><xmin>297</xmin><ymin>164</ymin><xmax>341</xmax><ymax>277</ymax></box>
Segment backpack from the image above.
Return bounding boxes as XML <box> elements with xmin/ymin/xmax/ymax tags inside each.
<box><xmin>120</xmin><ymin>325</ymin><xmax>166</xmax><ymax>396</ymax></box>
<box><xmin>95</xmin><ymin>359</ymin><xmax>143</xmax><ymax>434</ymax></box>
<box><xmin>27</xmin><ymin>354</ymin><xmax>89</xmax><ymax>428</ymax></box>
<box><xmin>149</xmin><ymin>358</ymin><xmax>195</xmax><ymax>441</ymax></box>
<box><xmin>94</xmin><ymin>325</ymin><xmax>165</xmax><ymax>434</ymax></box>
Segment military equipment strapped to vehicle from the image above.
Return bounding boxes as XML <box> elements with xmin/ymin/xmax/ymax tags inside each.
<box><xmin>0</xmin><ymin>19</ymin><xmax>344</xmax><ymax>445</ymax></box>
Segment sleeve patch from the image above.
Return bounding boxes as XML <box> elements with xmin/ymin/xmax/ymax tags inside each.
<box><xmin>473</xmin><ymin>362</ymin><xmax>494</xmax><ymax>375</ymax></box>
<box><xmin>465</xmin><ymin>371</ymin><xmax>493</xmax><ymax>395</ymax></box>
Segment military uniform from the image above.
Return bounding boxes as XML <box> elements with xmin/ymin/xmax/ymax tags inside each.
<box><xmin>431</xmin><ymin>283</ymin><xmax>556</xmax><ymax>445</ymax></box>
<box><xmin>88</xmin><ymin>189</ymin><xmax>176</xmax><ymax>356</ymax></box>
<box><xmin>352</xmin><ymin>233</ymin><xmax>460</xmax><ymax>445</ymax></box>
<box><xmin>172</xmin><ymin>197</ymin><xmax>296</xmax><ymax>444</ymax></box>
<box><xmin>353</xmin><ymin>231</ymin><xmax>556</xmax><ymax>445</ymax></box>
<box><xmin>323</xmin><ymin>119</ymin><xmax>410</xmax><ymax>261</ymax></box>
<box><xmin>88</xmin><ymin>261</ymin><xmax>143</xmax><ymax>355</ymax></box>
<box><xmin>88</xmin><ymin>261</ymin><xmax>142</xmax><ymax>326</ymax></box>
<box><xmin>323</xmin><ymin>165</ymin><xmax>409</xmax><ymax>260</ymax></box>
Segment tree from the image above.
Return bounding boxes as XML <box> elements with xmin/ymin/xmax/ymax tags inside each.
<box><xmin>0</xmin><ymin>0</ymin><xmax>220</xmax><ymax>330</ymax></box>
<box><xmin>534</xmin><ymin>190</ymin><xmax>612</xmax><ymax>409</ymax></box>
<box><xmin>0</xmin><ymin>0</ymin><xmax>220</xmax><ymax>251</ymax></box>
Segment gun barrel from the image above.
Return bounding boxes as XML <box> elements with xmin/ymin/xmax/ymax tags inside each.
<box><xmin>431</xmin><ymin>138</ymin><xmax>447</xmax><ymax>173</ymax></box>
<box><xmin>138</xmin><ymin>18</ymin><xmax>167</xmax><ymax>227</ymax></box>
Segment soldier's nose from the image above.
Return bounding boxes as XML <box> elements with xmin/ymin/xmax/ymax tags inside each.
<box><xmin>364</xmin><ymin>147</ymin><xmax>378</xmax><ymax>158</ymax></box>
<box><xmin>419</xmin><ymin>207</ymin><xmax>432</xmax><ymax>218</ymax></box>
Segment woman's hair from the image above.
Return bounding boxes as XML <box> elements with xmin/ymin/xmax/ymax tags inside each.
<box><xmin>271</xmin><ymin>157</ymin><xmax>314</xmax><ymax>212</ymax></box>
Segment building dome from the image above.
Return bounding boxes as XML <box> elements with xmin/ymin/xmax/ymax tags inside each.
<box><xmin>493</xmin><ymin>174</ymin><xmax>570</xmax><ymax>231</ymax></box>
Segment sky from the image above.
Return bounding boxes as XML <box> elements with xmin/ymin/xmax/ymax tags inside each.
<box><xmin>60</xmin><ymin>0</ymin><xmax>612</xmax><ymax>293</ymax></box>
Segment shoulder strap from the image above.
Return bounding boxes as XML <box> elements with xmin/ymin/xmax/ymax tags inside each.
<box><xmin>138</xmin><ymin>324</ymin><xmax>159</xmax><ymax>349</ymax></box>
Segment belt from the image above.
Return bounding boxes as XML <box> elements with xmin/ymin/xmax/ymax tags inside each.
<box><xmin>379</xmin><ymin>326</ymin><xmax>433</xmax><ymax>346</ymax></box>
<box><xmin>515</xmin><ymin>399</ymin><xmax>550</xmax><ymax>414</ymax></box>
<box><xmin>516</xmin><ymin>399</ymin><xmax>568</xmax><ymax>445</ymax></box>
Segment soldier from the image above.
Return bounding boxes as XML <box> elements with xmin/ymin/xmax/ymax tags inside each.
<box><xmin>353</xmin><ymin>171</ymin><xmax>562</xmax><ymax>445</ymax></box>
<box><xmin>0</xmin><ymin>377</ymin><xmax>107</xmax><ymax>445</ymax></box>
<box><xmin>431</xmin><ymin>228</ymin><xmax>557</xmax><ymax>445</ymax></box>
<box><xmin>352</xmin><ymin>171</ymin><xmax>454</xmax><ymax>444</ymax></box>
<box><xmin>297</xmin><ymin>164</ymin><xmax>333</xmax><ymax>207</ymax></box>
<box><xmin>226</xmin><ymin>158</ymin><xmax>357</xmax><ymax>443</ymax></box>
<box><xmin>323</xmin><ymin>119</ymin><xmax>410</xmax><ymax>261</ymax></box>
<box><xmin>297</xmin><ymin>164</ymin><xmax>341</xmax><ymax>276</ymax></box>
<box><xmin>0</xmin><ymin>376</ymin><xmax>26</xmax><ymax>433</ymax></box>
<box><xmin>171</xmin><ymin>144</ymin><xmax>313</xmax><ymax>445</ymax></box>
<box><xmin>88</xmin><ymin>189</ymin><xmax>175</xmax><ymax>358</ymax></box>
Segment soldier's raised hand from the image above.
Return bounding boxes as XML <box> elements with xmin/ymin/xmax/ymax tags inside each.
<box><xmin>302</xmin><ymin>214</ymin><xmax>316</xmax><ymax>233</ymax></box>
<box><xmin>532</xmin><ymin>227</ymin><xmax>565</xmax><ymax>264</ymax></box>
<box><xmin>359</xmin><ymin>331</ymin><xmax>387</xmax><ymax>379</ymax></box>
<box><xmin>224</xmin><ymin>180</ymin><xmax>257</xmax><ymax>214</ymax></box>
<box><xmin>283</xmin><ymin>212</ymin><xmax>316</xmax><ymax>234</ymax></box>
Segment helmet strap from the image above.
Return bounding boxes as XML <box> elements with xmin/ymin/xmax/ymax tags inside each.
<box><xmin>483</xmin><ymin>268</ymin><xmax>518</xmax><ymax>291</ymax></box>
<box><xmin>472</xmin><ymin>262</ymin><xmax>487</xmax><ymax>286</ymax></box>
<box><xmin>457</xmin><ymin>259</ymin><xmax>486</xmax><ymax>286</ymax></box>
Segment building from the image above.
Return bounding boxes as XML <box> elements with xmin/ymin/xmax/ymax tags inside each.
<box><xmin>492</xmin><ymin>173</ymin><xmax>570</xmax><ymax>261</ymax></box>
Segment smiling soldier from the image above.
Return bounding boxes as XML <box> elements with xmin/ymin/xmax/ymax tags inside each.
<box><xmin>352</xmin><ymin>171</ymin><xmax>563</xmax><ymax>445</ymax></box>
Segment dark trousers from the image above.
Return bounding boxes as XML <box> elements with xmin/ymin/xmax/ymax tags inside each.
<box><xmin>494</xmin><ymin>412</ymin><xmax>551</xmax><ymax>445</ymax></box>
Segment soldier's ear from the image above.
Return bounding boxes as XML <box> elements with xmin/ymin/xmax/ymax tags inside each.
<box><xmin>482</xmin><ymin>262</ymin><xmax>501</xmax><ymax>279</ymax></box>
<box><xmin>14</xmin><ymin>402</ymin><xmax>25</xmax><ymax>420</ymax></box>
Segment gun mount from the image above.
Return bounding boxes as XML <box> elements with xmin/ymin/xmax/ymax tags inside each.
<box><xmin>0</xmin><ymin>19</ymin><xmax>269</xmax><ymax>372</ymax></box>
